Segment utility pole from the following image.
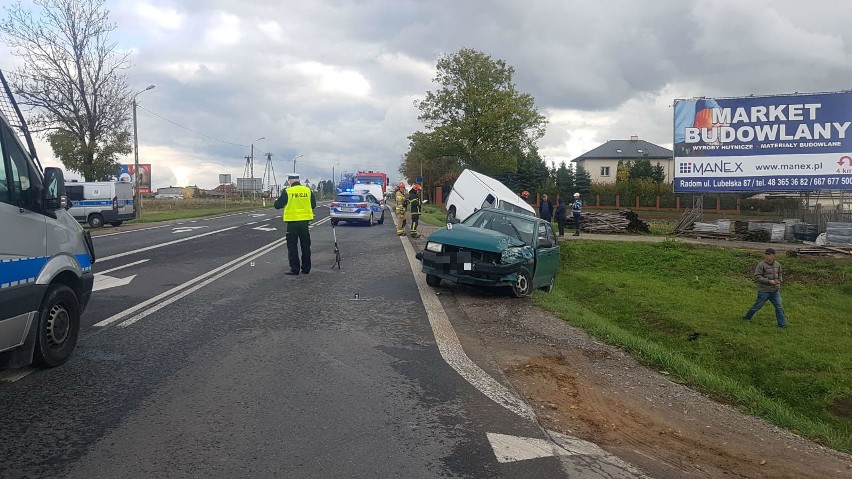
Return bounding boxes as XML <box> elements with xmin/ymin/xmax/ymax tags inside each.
<box><xmin>132</xmin><ymin>84</ymin><xmax>155</xmax><ymax>220</ymax></box>
<box><xmin>292</xmin><ymin>154</ymin><xmax>304</xmax><ymax>174</ymax></box>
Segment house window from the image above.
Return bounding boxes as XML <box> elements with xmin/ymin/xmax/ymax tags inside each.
<box><xmin>600</xmin><ymin>166</ymin><xmax>610</xmax><ymax>177</ymax></box>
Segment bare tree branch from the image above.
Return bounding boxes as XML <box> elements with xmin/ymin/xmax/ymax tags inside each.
<box><xmin>1</xmin><ymin>0</ymin><xmax>132</xmax><ymax>180</ymax></box>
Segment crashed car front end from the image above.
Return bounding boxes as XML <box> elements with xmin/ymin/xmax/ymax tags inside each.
<box><xmin>416</xmin><ymin>231</ymin><xmax>534</xmax><ymax>287</ymax></box>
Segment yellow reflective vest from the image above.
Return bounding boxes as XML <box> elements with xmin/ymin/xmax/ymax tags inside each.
<box><xmin>283</xmin><ymin>185</ymin><xmax>314</xmax><ymax>221</ymax></box>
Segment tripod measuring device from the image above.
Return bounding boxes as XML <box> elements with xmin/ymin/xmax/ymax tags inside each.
<box><xmin>331</xmin><ymin>221</ymin><xmax>342</xmax><ymax>270</ymax></box>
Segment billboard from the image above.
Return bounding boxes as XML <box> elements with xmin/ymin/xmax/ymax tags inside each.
<box><xmin>119</xmin><ymin>164</ymin><xmax>152</xmax><ymax>194</ymax></box>
<box><xmin>237</xmin><ymin>177</ymin><xmax>262</xmax><ymax>192</ymax></box>
<box><xmin>673</xmin><ymin>92</ymin><xmax>852</xmax><ymax>192</ymax></box>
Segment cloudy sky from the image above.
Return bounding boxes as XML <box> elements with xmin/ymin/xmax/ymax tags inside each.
<box><xmin>3</xmin><ymin>0</ymin><xmax>852</xmax><ymax>190</ymax></box>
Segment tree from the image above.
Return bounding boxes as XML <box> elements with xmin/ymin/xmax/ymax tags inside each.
<box><xmin>651</xmin><ymin>163</ymin><xmax>666</xmax><ymax>183</ymax></box>
<box><xmin>629</xmin><ymin>159</ymin><xmax>654</xmax><ymax>180</ymax></box>
<box><xmin>574</xmin><ymin>163</ymin><xmax>591</xmax><ymax>195</ymax></box>
<box><xmin>555</xmin><ymin>161</ymin><xmax>574</xmax><ymax>198</ymax></box>
<box><xmin>1</xmin><ymin>0</ymin><xmax>132</xmax><ymax>181</ymax></box>
<box><xmin>411</xmin><ymin>48</ymin><xmax>547</xmax><ymax>177</ymax></box>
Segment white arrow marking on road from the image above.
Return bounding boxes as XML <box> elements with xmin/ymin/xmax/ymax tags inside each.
<box><xmin>97</xmin><ymin>259</ymin><xmax>149</xmax><ymax>275</ymax></box>
<box><xmin>93</xmin><ymin>274</ymin><xmax>137</xmax><ymax>292</ymax></box>
<box><xmin>172</xmin><ymin>226</ymin><xmax>207</xmax><ymax>234</ymax></box>
<box><xmin>253</xmin><ymin>224</ymin><xmax>277</xmax><ymax>231</ymax></box>
<box><xmin>248</xmin><ymin>213</ymin><xmax>266</xmax><ymax>218</ymax></box>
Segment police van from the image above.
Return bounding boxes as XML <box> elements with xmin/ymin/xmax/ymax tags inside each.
<box><xmin>66</xmin><ymin>180</ymin><xmax>134</xmax><ymax>227</ymax></box>
<box><xmin>0</xmin><ymin>70</ymin><xmax>95</xmax><ymax>369</ymax></box>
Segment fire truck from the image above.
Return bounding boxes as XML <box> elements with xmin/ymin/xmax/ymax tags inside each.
<box><xmin>354</xmin><ymin>171</ymin><xmax>389</xmax><ymax>195</ymax></box>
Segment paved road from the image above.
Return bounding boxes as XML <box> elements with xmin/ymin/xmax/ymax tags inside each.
<box><xmin>0</xmin><ymin>207</ymin><xmax>584</xmax><ymax>478</ymax></box>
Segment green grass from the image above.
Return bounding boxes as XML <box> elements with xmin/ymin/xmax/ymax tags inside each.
<box><xmin>534</xmin><ymin>240</ymin><xmax>852</xmax><ymax>452</ymax></box>
<box><xmin>420</xmin><ymin>203</ymin><xmax>448</xmax><ymax>227</ymax></box>
<box><xmin>132</xmin><ymin>198</ymin><xmax>269</xmax><ymax>223</ymax></box>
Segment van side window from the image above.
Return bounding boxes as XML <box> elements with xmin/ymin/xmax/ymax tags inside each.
<box><xmin>0</xmin><ymin>139</ymin><xmax>8</xmax><ymax>204</ymax></box>
<box><xmin>66</xmin><ymin>185</ymin><xmax>84</xmax><ymax>202</ymax></box>
<box><xmin>2</xmin><ymin>127</ymin><xmax>35</xmax><ymax>210</ymax></box>
<box><xmin>481</xmin><ymin>194</ymin><xmax>496</xmax><ymax>209</ymax></box>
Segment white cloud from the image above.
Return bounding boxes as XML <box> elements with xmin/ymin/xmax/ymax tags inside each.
<box><xmin>134</xmin><ymin>3</ymin><xmax>184</xmax><ymax>31</ymax></box>
<box><xmin>293</xmin><ymin>62</ymin><xmax>371</xmax><ymax>97</ymax></box>
<box><xmin>257</xmin><ymin>20</ymin><xmax>285</xmax><ymax>42</ymax></box>
<box><xmin>204</xmin><ymin>12</ymin><xmax>241</xmax><ymax>47</ymax></box>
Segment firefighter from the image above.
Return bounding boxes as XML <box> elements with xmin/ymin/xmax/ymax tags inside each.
<box><xmin>408</xmin><ymin>184</ymin><xmax>422</xmax><ymax>238</ymax></box>
<box><xmin>395</xmin><ymin>182</ymin><xmax>408</xmax><ymax>236</ymax></box>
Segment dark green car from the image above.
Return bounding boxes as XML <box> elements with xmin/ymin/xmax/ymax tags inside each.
<box><xmin>415</xmin><ymin>208</ymin><xmax>560</xmax><ymax>297</ymax></box>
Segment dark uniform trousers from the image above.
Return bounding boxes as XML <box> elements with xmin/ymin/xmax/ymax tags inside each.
<box><xmin>286</xmin><ymin>220</ymin><xmax>311</xmax><ymax>273</ymax></box>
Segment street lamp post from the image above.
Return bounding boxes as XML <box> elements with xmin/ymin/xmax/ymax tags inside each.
<box><xmin>332</xmin><ymin>162</ymin><xmax>340</xmax><ymax>196</ymax></box>
<box><xmin>292</xmin><ymin>154</ymin><xmax>304</xmax><ymax>174</ymax></box>
<box><xmin>251</xmin><ymin>136</ymin><xmax>265</xmax><ymax>199</ymax></box>
<box><xmin>133</xmin><ymin>84</ymin><xmax>155</xmax><ymax>220</ymax></box>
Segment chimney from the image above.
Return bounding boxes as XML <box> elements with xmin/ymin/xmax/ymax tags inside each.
<box><xmin>630</xmin><ymin>134</ymin><xmax>639</xmax><ymax>141</ymax></box>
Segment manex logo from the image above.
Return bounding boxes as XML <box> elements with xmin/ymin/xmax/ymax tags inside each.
<box><xmin>679</xmin><ymin>161</ymin><xmax>743</xmax><ymax>175</ymax></box>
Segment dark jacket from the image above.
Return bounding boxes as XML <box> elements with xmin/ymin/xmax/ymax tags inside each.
<box><xmin>555</xmin><ymin>202</ymin><xmax>567</xmax><ymax>220</ymax></box>
<box><xmin>408</xmin><ymin>191</ymin><xmax>421</xmax><ymax>215</ymax></box>
<box><xmin>539</xmin><ymin>199</ymin><xmax>553</xmax><ymax>218</ymax></box>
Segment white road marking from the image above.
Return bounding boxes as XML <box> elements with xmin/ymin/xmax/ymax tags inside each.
<box><xmin>397</xmin><ymin>220</ymin><xmax>536</xmax><ymax>421</ymax></box>
<box><xmin>97</xmin><ymin>259</ymin><xmax>149</xmax><ymax>275</ymax></box>
<box><xmin>117</xmin><ymin>240</ymin><xmax>287</xmax><ymax>328</ymax></box>
<box><xmin>93</xmin><ymin>274</ymin><xmax>137</xmax><ymax>292</ymax></box>
<box><xmin>93</xmin><ymin>236</ymin><xmax>287</xmax><ymax>328</ymax></box>
<box><xmin>487</xmin><ymin>433</ymin><xmax>569</xmax><ymax>463</ymax></box>
<box><xmin>172</xmin><ymin>226</ymin><xmax>207</xmax><ymax>234</ymax></box>
<box><xmin>253</xmin><ymin>224</ymin><xmax>277</xmax><ymax>232</ymax></box>
<box><xmin>248</xmin><ymin>213</ymin><xmax>266</xmax><ymax>218</ymax></box>
<box><xmin>0</xmin><ymin>367</ymin><xmax>36</xmax><ymax>383</ymax></box>
<box><xmin>547</xmin><ymin>430</ymin><xmax>650</xmax><ymax>477</ymax></box>
<box><xmin>246</xmin><ymin>221</ymin><xmax>258</xmax><ymax>225</ymax></box>
<box><xmin>97</xmin><ymin>226</ymin><xmax>239</xmax><ymax>262</ymax></box>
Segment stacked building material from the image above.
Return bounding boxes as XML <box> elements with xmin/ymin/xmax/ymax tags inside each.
<box><xmin>826</xmin><ymin>222</ymin><xmax>852</xmax><ymax>246</ymax></box>
<box><xmin>568</xmin><ymin>210</ymin><xmax>650</xmax><ymax>234</ymax></box>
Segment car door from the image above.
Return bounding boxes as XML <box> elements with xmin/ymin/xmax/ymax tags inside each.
<box><xmin>533</xmin><ymin>221</ymin><xmax>560</xmax><ymax>288</ymax></box>
<box><xmin>367</xmin><ymin>194</ymin><xmax>381</xmax><ymax>215</ymax></box>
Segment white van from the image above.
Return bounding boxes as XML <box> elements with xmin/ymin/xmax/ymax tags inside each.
<box><xmin>353</xmin><ymin>184</ymin><xmax>387</xmax><ymax>205</ymax></box>
<box><xmin>0</xmin><ymin>69</ymin><xmax>95</xmax><ymax>369</ymax></box>
<box><xmin>445</xmin><ymin>169</ymin><xmax>536</xmax><ymax>222</ymax></box>
<box><xmin>66</xmin><ymin>180</ymin><xmax>134</xmax><ymax>227</ymax></box>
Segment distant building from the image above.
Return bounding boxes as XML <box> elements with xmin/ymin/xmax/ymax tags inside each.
<box><xmin>208</xmin><ymin>183</ymin><xmax>238</xmax><ymax>198</ymax></box>
<box><xmin>572</xmin><ymin>135</ymin><xmax>673</xmax><ymax>184</ymax></box>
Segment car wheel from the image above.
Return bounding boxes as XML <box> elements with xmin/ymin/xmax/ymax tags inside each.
<box><xmin>33</xmin><ymin>284</ymin><xmax>80</xmax><ymax>368</ymax></box>
<box><xmin>426</xmin><ymin>274</ymin><xmax>442</xmax><ymax>287</ymax></box>
<box><xmin>110</xmin><ymin>221</ymin><xmax>123</xmax><ymax>227</ymax></box>
<box><xmin>367</xmin><ymin>213</ymin><xmax>374</xmax><ymax>226</ymax></box>
<box><xmin>446</xmin><ymin>206</ymin><xmax>456</xmax><ymax>223</ymax></box>
<box><xmin>331</xmin><ymin>219</ymin><xmax>339</xmax><ymax>226</ymax></box>
<box><xmin>88</xmin><ymin>213</ymin><xmax>105</xmax><ymax>228</ymax></box>
<box><xmin>511</xmin><ymin>269</ymin><xmax>533</xmax><ymax>298</ymax></box>
<box><xmin>378</xmin><ymin>211</ymin><xmax>385</xmax><ymax>224</ymax></box>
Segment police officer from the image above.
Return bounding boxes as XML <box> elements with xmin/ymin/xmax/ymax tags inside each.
<box><xmin>408</xmin><ymin>184</ymin><xmax>422</xmax><ymax>238</ymax></box>
<box><xmin>395</xmin><ymin>182</ymin><xmax>408</xmax><ymax>236</ymax></box>
<box><xmin>274</xmin><ymin>173</ymin><xmax>316</xmax><ymax>275</ymax></box>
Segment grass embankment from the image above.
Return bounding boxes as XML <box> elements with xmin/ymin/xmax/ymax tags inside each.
<box><xmin>535</xmin><ymin>240</ymin><xmax>852</xmax><ymax>452</ymax></box>
<box><xmin>420</xmin><ymin>203</ymin><xmax>448</xmax><ymax>227</ymax></box>
<box><xmin>135</xmin><ymin>198</ymin><xmax>268</xmax><ymax>223</ymax></box>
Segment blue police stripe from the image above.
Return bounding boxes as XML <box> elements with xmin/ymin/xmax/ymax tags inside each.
<box><xmin>76</xmin><ymin>254</ymin><xmax>92</xmax><ymax>272</ymax></box>
<box><xmin>72</xmin><ymin>200</ymin><xmax>133</xmax><ymax>207</ymax></box>
<box><xmin>0</xmin><ymin>257</ymin><xmax>49</xmax><ymax>289</ymax></box>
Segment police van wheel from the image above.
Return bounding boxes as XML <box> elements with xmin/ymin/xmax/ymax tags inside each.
<box><xmin>33</xmin><ymin>284</ymin><xmax>80</xmax><ymax>368</ymax></box>
<box><xmin>378</xmin><ymin>211</ymin><xmax>385</xmax><ymax>224</ymax></box>
<box><xmin>511</xmin><ymin>269</ymin><xmax>533</xmax><ymax>298</ymax></box>
<box><xmin>110</xmin><ymin>221</ymin><xmax>123</xmax><ymax>227</ymax></box>
<box><xmin>426</xmin><ymin>274</ymin><xmax>442</xmax><ymax>287</ymax></box>
<box><xmin>331</xmin><ymin>219</ymin><xmax>339</xmax><ymax>226</ymax></box>
<box><xmin>88</xmin><ymin>213</ymin><xmax>105</xmax><ymax>228</ymax></box>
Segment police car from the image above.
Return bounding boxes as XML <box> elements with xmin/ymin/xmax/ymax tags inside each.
<box><xmin>329</xmin><ymin>191</ymin><xmax>386</xmax><ymax>226</ymax></box>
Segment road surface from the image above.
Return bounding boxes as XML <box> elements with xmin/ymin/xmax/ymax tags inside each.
<box><xmin>1</xmin><ymin>207</ymin><xmax>637</xmax><ymax>478</ymax></box>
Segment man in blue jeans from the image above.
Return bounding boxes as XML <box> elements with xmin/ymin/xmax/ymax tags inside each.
<box><xmin>742</xmin><ymin>248</ymin><xmax>787</xmax><ymax>328</ymax></box>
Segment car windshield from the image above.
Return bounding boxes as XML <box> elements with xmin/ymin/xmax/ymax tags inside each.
<box><xmin>336</xmin><ymin>194</ymin><xmax>364</xmax><ymax>203</ymax></box>
<box><xmin>462</xmin><ymin>209</ymin><xmax>536</xmax><ymax>244</ymax></box>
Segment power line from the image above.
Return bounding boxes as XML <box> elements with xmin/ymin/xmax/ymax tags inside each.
<box><xmin>136</xmin><ymin>104</ymin><xmax>249</xmax><ymax>148</ymax></box>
